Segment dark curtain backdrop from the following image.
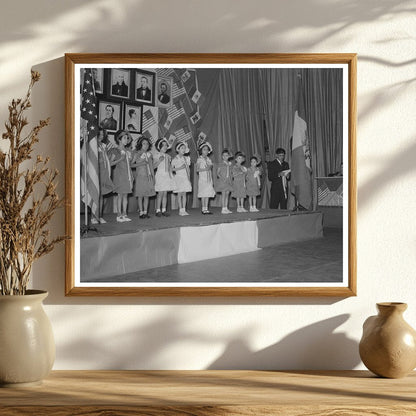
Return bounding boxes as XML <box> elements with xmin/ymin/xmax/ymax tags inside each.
<box><xmin>197</xmin><ymin>68</ymin><xmax>343</xmax><ymax>208</ymax></box>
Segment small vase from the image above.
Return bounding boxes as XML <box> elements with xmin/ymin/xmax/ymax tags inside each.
<box><xmin>0</xmin><ymin>290</ymin><xmax>55</xmax><ymax>387</ymax></box>
<box><xmin>359</xmin><ymin>302</ymin><xmax>416</xmax><ymax>378</ymax></box>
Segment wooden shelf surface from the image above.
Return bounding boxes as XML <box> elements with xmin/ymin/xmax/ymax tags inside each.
<box><xmin>1</xmin><ymin>370</ymin><xmax>415</xmax><ymax>415</ymax></box>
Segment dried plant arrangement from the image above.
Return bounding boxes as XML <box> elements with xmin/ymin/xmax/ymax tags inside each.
<box><xmin>0</xmin><ymin>71</ymin><xmax>65</xmax><ymax>295</ymax></box>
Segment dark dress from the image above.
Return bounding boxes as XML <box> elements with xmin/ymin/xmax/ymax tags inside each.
<box><xmin>215</xmin><ymin>162</ymin><xmax>233</xmax><ymax>192</ymax></box>
<box><xmin>231</xmin><ymin>164</ymin><xmax>247</xmax><ymax>198</ymax></box>
<box><xmin>133</xmin><ymin>151</ymin><xmax>156</xmax><ymax>197</ymax></box>
<box><xmin>267</xmin><ymin>159</ymin><xmax>289</xmax><ymax>209</ymax></box>
<box><xmin>109</xmin><ymin>148</ymin><xmax>133</xmax><ymax>194</ymax></box>
<box><xmin>246</xmin><ymin>167</ymin><xmax>261</xmax><ymax>197</ymax></box>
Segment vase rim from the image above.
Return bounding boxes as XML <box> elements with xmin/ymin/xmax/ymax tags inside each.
<box><xmin>0</xmin><ymin>290</ymin><xmax>48</xmax><ymax>301</ymax></box>
<box><xmin>377</xmin><ymin>302</ymin><xmax>407</xmax><ymax>311</ymax></box>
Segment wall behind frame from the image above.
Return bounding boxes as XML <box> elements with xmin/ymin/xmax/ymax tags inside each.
<box><xmin>0</xmin><ymin>0</ymin><xmax>415</xmax><ymax>370</ymax></box>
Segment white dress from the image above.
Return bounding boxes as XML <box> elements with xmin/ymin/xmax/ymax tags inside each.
<box><xmin>154</xmin><ymin>152</ymin><xmax>175</xmax><ymax>192</ymax></box>
<box><xmin>172</xmin><ymin>155</ymin><xmax>192</xmax><ymax>193</ymax></box>
<box><xmin>197</xmin><ymin>156</ymin><xmax>215</xmax><ymax>198</ymax></box>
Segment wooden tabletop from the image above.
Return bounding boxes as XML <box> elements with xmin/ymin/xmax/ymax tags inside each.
<box><xmin>1</xmin><ymin>370</ymin><xmax>415</xmax><ymax>415</ymax></box>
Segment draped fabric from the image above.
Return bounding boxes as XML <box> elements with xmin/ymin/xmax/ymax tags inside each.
<box><xmin>197</xmin><ymin>68</ymin><xmax>343</xmax><ymax>209</ymax></box>
<box><xmin>197</xmin><ymin>69</ymin><xmax>264</xmax><ymax>207</ymax></box>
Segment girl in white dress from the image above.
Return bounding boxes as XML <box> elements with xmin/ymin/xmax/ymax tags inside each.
<box><xmin>154</xmin><ymin>138</ymin><xmax>175</xmax><ymax>217</ymax></box>
<box><xmin>171</xmin><ymin>141</ymin><xmax>192</xmax><ymax>216</ymax></box>
<box><xmin>196</xmin><ymin>142</ymin><xmax>215</xmax><ymax>214</ymax></box>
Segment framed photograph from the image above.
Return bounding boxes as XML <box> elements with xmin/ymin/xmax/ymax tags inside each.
<box><xmin>92</xmin><ymin>68</ymin><xmax>104</xmax><ymax>94</ymax></box>
<box><xmin>110</xmin><ymin>68</ymin><xmax>130</xmax><ymax>98</ymax></box>
<box><xmin>65</xmin><ymin>53</ymin><xmax>357</xmax><ymax>297</ymax></box>
<box><xmin>124</xmin><ymin>104</ymin><xmax>142</xmax><ymax>133</ymax></box>
<box><xmin>135</xmin><ymin>69</ymin><xmax>155</xmax><ymax>106</ymax></box>
<box><xmin>156</xmin><ymin>75</ymin><xmax>173</xmax><ymax>108</ymax></box>
<box><xmin>98</xmin><ymin>100</ymin><xmax>121</xmax><ymax>132</ymax></box>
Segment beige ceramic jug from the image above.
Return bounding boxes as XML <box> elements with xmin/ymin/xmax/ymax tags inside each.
<box><xmin>359</xmin><ymin>302</ymin><xmax>416</xmax><ymax>378</ymax></box>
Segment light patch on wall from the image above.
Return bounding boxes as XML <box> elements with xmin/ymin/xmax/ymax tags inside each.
<box><xmin>241</xmin><ymin>18</ymin><xmax>275</xmax><ymax>30</ymax></box>
<box><xmin>0</xmin><ymin>0</ymin><xmax>140</xmax><ymax>98</ymax></box>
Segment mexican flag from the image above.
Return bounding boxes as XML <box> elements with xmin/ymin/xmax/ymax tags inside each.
<box><xmin>291</xmin><ymin>80</ymin><xmax>313</xmax><ymax>210</ymax></box>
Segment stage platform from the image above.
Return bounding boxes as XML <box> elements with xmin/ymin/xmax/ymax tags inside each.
<box><xmin>81</xmin><ymin>208</ymin><xmax>324</xmax><ymax>282</ymax></box>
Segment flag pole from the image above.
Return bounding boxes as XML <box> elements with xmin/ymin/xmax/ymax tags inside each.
<box><xmin>82</xmin><ymin>129</ymin><xmax>89</xmax><ymax>227</ymax></box>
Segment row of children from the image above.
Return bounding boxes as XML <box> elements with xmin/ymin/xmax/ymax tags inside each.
<box><xmin>94</xmin><ymin>129</ymin><xmax>262</xmax><ymax>223</ymax></box>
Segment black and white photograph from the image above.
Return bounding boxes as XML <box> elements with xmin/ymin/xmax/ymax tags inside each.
<box><xmin>98</xmin><ymin>100</ymin><xmax>121</xmax><ymax>132</ymax></box>
<box><xmin>66</xmin><ymin>54</ymin><xmax>356</xmax><ymax>296</ymax></box>
<box><xmin>157</xmin><ymin>76</ymin><xmax>172</xmax><ymax>108</ymax></box>
<box><xmin>110</xmin><ymin>68</ymin><xmax>130</xmax><ymax>98</ymax></box>
<box><xmin>124</xmin><ymin>104</ymin><xmax>142</xmax><ymax>133</ymax></box>
<box><xmin>135</xmin><ymin>69</ymin><xmax>155</xmax><ymax>106</ymax></box>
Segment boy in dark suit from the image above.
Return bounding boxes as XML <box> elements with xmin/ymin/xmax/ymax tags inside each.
<box><xmin>267</xmin><ymin>148</ymin><xmax>290</xmax><ymax>209</ymax></box>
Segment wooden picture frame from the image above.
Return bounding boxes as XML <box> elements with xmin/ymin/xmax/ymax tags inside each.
<box><xmin>97</xmin><ymin>99</ymin><xmax>121</xmax><ymax>133</ymax></box>
<box><xmin>134</xmin><ymin>68</ymin><xmax>156</xmax><ymax>106</ymax></box>
<box><xmin>109</xmin><ymin>68</ymin><xmax>130</xmax><ymax>99</ymax></box>
<box><xmin>65</xmin><ymin>53</ymin><xmax>357</xmax><ymax>297</ymax></box>
<box><xmin>123</xmin><ymin>103</ymin><xmax>142</xmax><ymax>133</ymax></box>
<box><xmin>156</xmin><ymin>75</ymin><xmax>173</xmax><ymax>108</ymax></box>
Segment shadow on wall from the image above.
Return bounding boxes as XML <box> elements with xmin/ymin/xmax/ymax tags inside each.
<box><xmin>208</xmin><ymin>314</ymin><xmax>360</xmax><ymax>370</ymax></box>
<box><xmin>0</xmin><ymin>0</ymin><xmax>414</xmax><ymax>98</ymax></box>
<box><xmin>53</xmin><ymin>308</ymin><xmax>359</xmax><ymax>370</ymax></box>
<box><xmin>54</xmin><ymin>311</ymin><xmax>215</xmax><ymax>369</ymax></box>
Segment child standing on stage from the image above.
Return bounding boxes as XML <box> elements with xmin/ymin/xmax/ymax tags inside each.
<box><xmin>108</xmin><ymin>130</ymin><xmax>133</xmax><ymax>222</ymax></box>
<box><xmin>171</xmin><ymin>141</ymin><xmax>192</xmax><ymax>216</ymax></box>
<box><xmin>246</xmin><ymin>156</ymin><xmax>262</xmax><ymax>212</ymax></box>
<box><xmin>216</xmin><ymin>148</ymin><xmax>233</xmax><ymax>214</ymax></box>
<box><xmin>154</xmin><ymin>138</ymin><xmax>175</xmax><ymax>217</ymax></box>
<box><xmin>91</xmin><ymin>127</ymin><xmax>114</xmax><ymax>224</ymax></box>
<box><xmin>231</xmin><ymin>151</ymin><xmax>247</xmax><ymax>213</ymax></box>
<box><xmin>196</xmin><ymin>142</ymin><xmax>215</xmax><ymax>215</ymax></box>
<box><xmin>131</xmin><ymin>137</ymin><xmax>155</xmax><ymax>219</ymax></box>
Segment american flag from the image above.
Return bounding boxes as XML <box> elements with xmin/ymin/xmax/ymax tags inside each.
<box><xmin>80</xmin><ymin>68</ymin><xmax>100</xmax><ymax>219</ymax></box>
<box><xmin>317</xmin><ymin>184</ymin><xmax>330</xmax><ymax>203</ymax></box>
<box><xmin>172</xmin><ymin>81</ymin><xmax>187</xmax><ymax>99</ymax></box>
<box><xmin>174</xmin><ymin>126</ymin><xmax>192</xmax><ymax>142</ymax></box>
<box><xmin>156</xmin><ymin>68</ymin><xmax>175</xmax><ymax>78</ymax></box>
<box><xmin>167</xmin><ymin>102</ymin><xmax>185</xmax><ymax>121</ymax></box>
<box><xmin>142</xmin><ymin>106</ymin><xmax>158</xmax><ymax>143</ymax></box>
<box><xmin>142</xmin><ymin>108</ymin><xmax>156</xmax><ymax>131</ymax></box>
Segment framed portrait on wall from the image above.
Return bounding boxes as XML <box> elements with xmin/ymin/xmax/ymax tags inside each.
<box><xmin>65</xmin><ymin>53</ymin><xmax>357</xmax><ymax>297</ymax></box>
<box><xmin>135</xmin><ymin>69</ymin><xmax>155</xmax><ymax>106</ymax></box>
<box><xmin>98</xmin><ymin>100</ymin><xmax>121</xmax><ymax>132</ymax></box>
<box><xmin>92</xmin><ymin>68</ymin><xmax>104</xmax><ymax>94</ymax></box>
<box><xmin>156</xmin><ymin>76</ymin><xmax>173</xmax><ymax>108</ymax></box>
<box><xmin>124</xmin><ymin>104</ymin><xmax>142</xmax><ymax>133</ymax></box>
<box><xmin>110</xmin><ymin>68</ymin><xmax>130</xmax><ymax>99</ymax></box>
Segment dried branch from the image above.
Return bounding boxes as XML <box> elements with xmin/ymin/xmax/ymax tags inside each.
<box><xmin>0</xmin><ymin>71</ymin><xmax>66</xmax><ymax>295</ymax></box>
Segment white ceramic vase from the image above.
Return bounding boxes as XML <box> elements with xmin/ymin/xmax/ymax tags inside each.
<box><xmin>0</xmin><ymin>290</ymin><xmax>55</xmax><ymax>387</ymax></box>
